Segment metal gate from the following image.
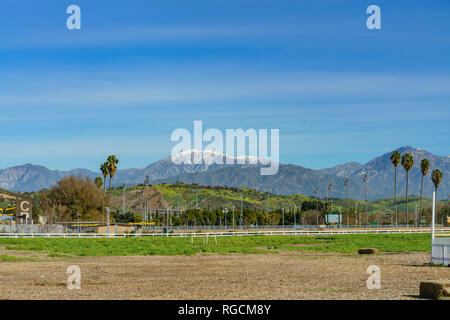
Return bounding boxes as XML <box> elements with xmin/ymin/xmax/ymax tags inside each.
<box><xmin>431</xmin><ymin>237</ymin><xmax>450</xmax><ymax>266</ymax></box>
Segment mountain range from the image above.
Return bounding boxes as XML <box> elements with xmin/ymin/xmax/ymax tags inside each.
<box><xmin>0</xmin><ymin>147</ymin><xmax>448</xmax><ymax>200</ymax></box>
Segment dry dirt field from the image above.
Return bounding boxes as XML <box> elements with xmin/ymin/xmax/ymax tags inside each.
<box><xmin>1</xmin><ymin>249</ymin><xmax>449</xmax><ymax>300</ymax></box>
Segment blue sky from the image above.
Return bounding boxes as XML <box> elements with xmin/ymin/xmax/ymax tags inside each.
<box><xmin>0</xmin><ymin>0</ymin><xmax>449</xmax><ymax>171</ymax></box>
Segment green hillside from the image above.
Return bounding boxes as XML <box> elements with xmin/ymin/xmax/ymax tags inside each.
<box><xmin>115</xmin><ymin>183</ymin><xmax>447</xmax><ymax>215</ymax></box>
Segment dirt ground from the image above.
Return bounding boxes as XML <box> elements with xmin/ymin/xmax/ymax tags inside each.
<box><xmin>1</xmin><ymin>249</ymin><xmax>449</xmax><ymax>300</ymax></box>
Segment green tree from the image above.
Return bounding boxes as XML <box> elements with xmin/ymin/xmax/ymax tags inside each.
<box><xmin>419</xmin><ymin>158</ymin><xmax>430</xmax><ymax>222</ymax></box>
<box><xmin>401</xmin><ymin>153</ymin><xmax>414</xmax><ymax>223</ymax></box>
<box><xmin>40</xmin><ymin>175</ymin><xmax>103</xmax><ymax>222</ymax></box>
<box><xmin>390</xmin><ymin>150</ymin><xmax>401</xmax><ymax>224</ymax></box>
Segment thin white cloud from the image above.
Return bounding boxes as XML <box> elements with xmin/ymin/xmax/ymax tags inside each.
<box><xmin>1</xmin><ymin>69</ymin><xmax>449</xmax><ymax>109</ymax></box>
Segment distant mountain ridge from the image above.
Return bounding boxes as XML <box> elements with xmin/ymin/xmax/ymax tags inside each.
<box><xmin>0</xmin><ymin>147</ymin><xmax>448</xmax><ymax>200</ymax></box>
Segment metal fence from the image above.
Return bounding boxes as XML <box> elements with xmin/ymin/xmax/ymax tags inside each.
<box><xmin>431</xmin><ymin>237</ymin><xmax>450</xmax><ymax>266</ymax></box>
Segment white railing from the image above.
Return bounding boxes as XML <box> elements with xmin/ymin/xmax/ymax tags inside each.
<box><xmin>0</xmin><ymin>228</ymin><xmax>449</xmax><ymax>238</ymax></box>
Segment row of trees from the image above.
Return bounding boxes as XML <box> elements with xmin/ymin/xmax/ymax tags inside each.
<box><xmin>390</xmin><ymin>151</ymin><xmax>443</xmax><ymax>224</ymax></box>
<box><xmin>114</xmin><ymin>201</ymin><xmax>330</xmax><ymax>227</ymax></box>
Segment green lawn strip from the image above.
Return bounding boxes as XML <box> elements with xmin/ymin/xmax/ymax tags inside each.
<box><xmin>289</xmin><ymin>233</ymin><xmax>431</xmax><ymax>254</ymax></box>
<box><xmin>0</xmin><ymin>234</ymin><xmax>431</xmax><ymax>257</ymax></box>
<box><xmin>0</xmin><ymin>254</ymin><xmax>37</xmax><ymax>262</ymax></box>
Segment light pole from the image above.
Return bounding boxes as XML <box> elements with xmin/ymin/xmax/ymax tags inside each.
<box><xmin>166</xmin><ymin>207</ymin><xmax>171</xmax><ymax>228</ymax></box>
<box><xmin>240</xmin><ymin>191</ymin><xmax>244</xmax><ymax>229</ymax></box>
<box><xmin>282</xmin><ymin>208</ymin><xmax>285</xmax><ymax>229</ymax></box>
<box><xmin>415</xmin><ymin>205</ymin><xmax>418</xmax><ymax>228</ymax></box>
<box><xmin>122</xmin><ymin>183</ymin><xmax>126</xmax><ymax>215</ymax></box>
<box><xmin>354</xmin><ymin>203</ymin><xmax>358</xmax><ymax>228</ymax></box>
<box><xmin>328</xmin><ymin>183</ymin><xmax>332</xmax><ymax>214</ymax></box>
<box><xmin>144</xmin><ymin>176</ymin><xmax>149</xmax><ymax>224</ymax></box>
<box><xmin>294</xmin><ymin>205</ymin><xmax>297</xmax><ymax>229</ymax></box>
<box><xmin>345</xmin><ymin>177</ymin><xmax>349</xmax><ymax>227</ymax></box>
<box><xmin>232</xmin><ymin>206</ymin><xmax>235</xmax><ymax>229</ymax></box>
<box><xmin>315</xmin><ymin>187</ymin><xmax>319</xmax><ymax>225</ymax></box>
<box><xmin>106</xmin><ymin>207</ymin><xmax>110</xmax><ymax>234</ymax></box>
<box><xmin>363</xmin><ymin>173</ymin><xmax>368</xmax><ymax>227</ymax></box>
<box><xmin>223</xmin><ymin>208</ymin><xmax>228</xmax><ymax>230</ymax></box>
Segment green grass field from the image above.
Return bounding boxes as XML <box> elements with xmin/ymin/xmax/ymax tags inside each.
<box><xmin>0</xmin><ymin>233</ymin><xmax>433</xmax><ymax>257</ymax></box>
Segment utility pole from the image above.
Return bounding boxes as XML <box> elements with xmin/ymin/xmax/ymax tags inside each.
<box><xmin>232</xmin><ymin>205</ymin><xmax>235</xmax><ymax>229</ymax></box>
<box><xmin>363</xmin><ymin>174</ymin><xmax>368</xmax><ymax>227</ymax></box>
<box><xmin>106</xmin><ymin>207</ymin><xmax>110</xmax><ymax>234</ymax></box>
<box><xmin>328</xmin><ymin>183</ymin><xmax>333</xmax><ymax>214</ymax></box>
<box><xmin>315</xmin><ymin>187</ymin><xmax>319</xmax><ymax>225</ymax></box>
<box><xmin>266</xmin><ymin>191</ymin><xmax>270</xmax><ymax>226</ymax></box>
<box><xmin>122</xmin><ymin>183</ymin><xmax>126</xmax><ymax>215</ymax></box>
<box><xmin>294</xmin><ymin>205</ymin><xmax>297</xmax><ymax>228</ymax></box>
<box><xmin>415</xmin><ymin>205</ymin><xmax>418</xmax><ymax>228</ymax></box>
<box><xmin>144</xmin><ymin>176</ymin><xmax>149</xmax><ymax>225</ymax></box>
<box><xmin>345</xmin><ymin>178</ymin><xmax>349</xmax><ymax>227</ymax></box>
<box><xmin>240</xmin><ymin>191</ymin><xmax>244</xmax><ymax>229</ymax></box>
<box><xmin>223</xmin><ymin>207</ymin><xmax>228</xmax><ymax>230</ymax></box>
<box><xmin>282</xmin><ymin>208</ymin><xmax>285</xmax><ymax>229</ymax></box>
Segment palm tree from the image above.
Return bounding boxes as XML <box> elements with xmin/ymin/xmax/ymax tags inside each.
<box><xmin>390</xmin><ymin>151</ymin><xmax>401</xmax><ymax>225</ymax></box>
<box><xmin>100</xmin><ymin>162</ymin><xmax>109</xmax><ymax>223</ymax></box>
<box><xmin>100</xmin><ymin>162</ymin><xmax>109</xmax><ymax>190</ymax></box>
<box><xmin>344</xmin><ymin>178</ymin><xmax>349</xmax><ymax>224</ymax></box>
<box><xmin>363</xmin><ymin>173</ymin><xmax>368</xmax><ymax>225</ymax></box>
<box><xmin>431</xmin><ymin>169</ymin><xmax>443</xmax><ymax>193</ymax></box>
<box><xmin>401</xmin><ymin>153</ymin><xmax>414</xmax><ymax>224</ymax></box>
<box><xmin>419</xmin><ymin>158</ymin><xmax>430</xmax><ymax>223</ymax></box>
<box><xmin>107</xmin><ymin>155</ymin><xmax>119</xmax><ymax>206</ymax></box>
<box><xmin>94</xmin><ymin>176</ymin><xmax>103</xmax><ymax>189</ymax></box>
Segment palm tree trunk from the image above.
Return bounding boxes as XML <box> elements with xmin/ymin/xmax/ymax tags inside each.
<box><xmin>394</xmin><ymin>166</ymin><xmax>397</xmax><ymax>225</ymax></box>
<box><xmin>102</xmin><ymin>180</ymin><xmax>106</xmax><ymax>224</ymax></box>
<box><xmin>419</xmin><ymin>175</ymin><xmax>424</xmax><ymax>224</ymax></box>
<box><xmin>405</xmin><ymin>171</ymin><xmax>409</xmax><ymax>225</ymax></box>
<box><xmin>108</xmin><ymin>175</ymin><xmax>112</xmax><ymax>208</ymax></box>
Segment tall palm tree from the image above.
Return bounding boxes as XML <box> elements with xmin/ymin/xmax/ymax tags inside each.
<box><xmin>100</xmin><ymin>161</ymin><xmax>109</xmax><ymax>223</ymax></box>
<box><xmin>107</xmin><ymin>155</ymin><xmax>119</xmax><ymax>206</ymax></box>
<box><xmin>419</xmin><ymin>158</ymin><xmax>430</xmax><ymax>223</ymax></box>
<box><xmin>344</xmin><ymin>178</ymin><xmax>349</xmax><ymax>224</ymax></box>
<box><xmin>100</xmin><ymin>162</ymin><xmax>109</xmax><ymax>190</ymax></box>
<box><xmin>363</xmin><ymin>173</ymin><xmax>368</xmax><ymax>225</ymax></box>
<box><xmin>431</xmin><ymin>169</ymin><xmax>443</xmax><ymax>193</ymax></box>
<box><xmin>390</xmin><ymin>151</ymin><xmax>401</xmax><ymax>225</ymax></box>
<box><xmin>401</xmin><ymin>153</ymin><xmax>414</xmax><ymax>224</ymax></box>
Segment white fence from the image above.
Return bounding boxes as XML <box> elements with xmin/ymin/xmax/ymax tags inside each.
<box><xmin>0</xmin><ymin>228</ymin><xmax>449</xmax><ymax>238</ymax></box>
<box><xmin>431</xmin><ymin>237</ymin><xmax>450</xmax><ymax>266</ymax></box>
